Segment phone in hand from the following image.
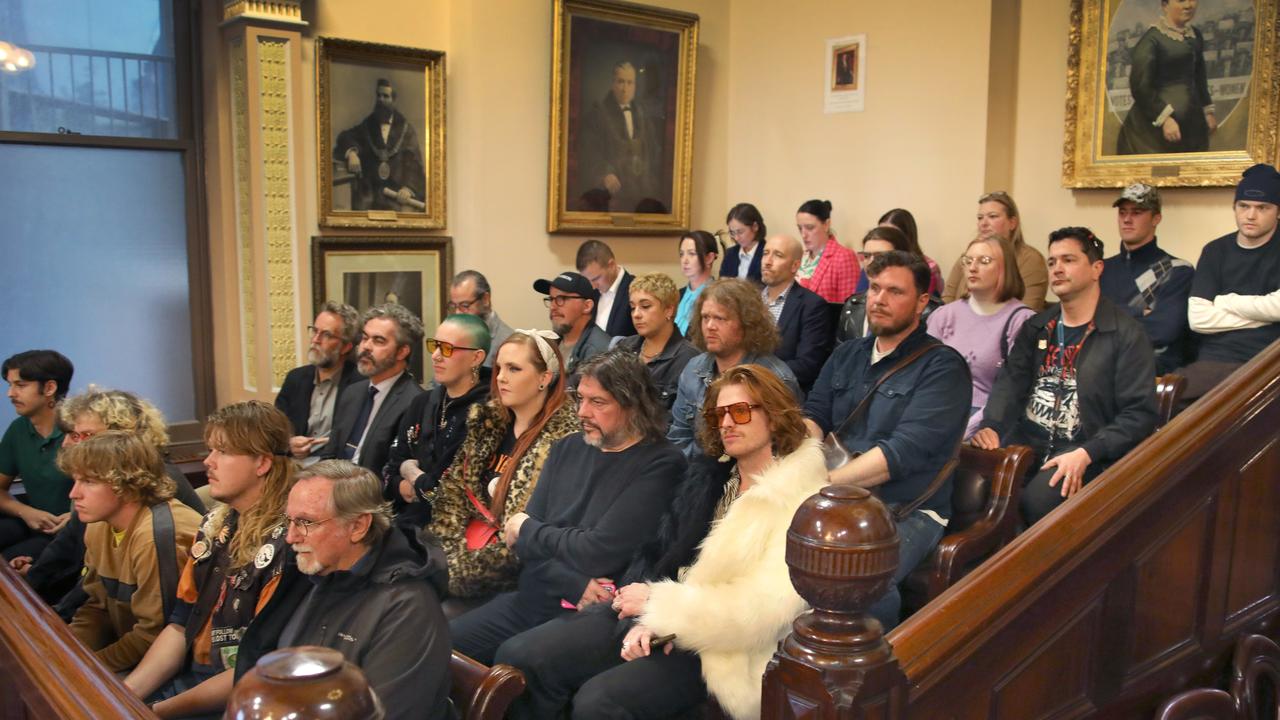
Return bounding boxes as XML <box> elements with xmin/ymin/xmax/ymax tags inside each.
<box><xmin>650</xmin><ymin>633</ymin><xmax>676</xmax><ymax>649</ymax></box>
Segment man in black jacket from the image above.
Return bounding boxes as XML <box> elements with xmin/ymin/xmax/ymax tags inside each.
<box><xmin>449</xmin><ymin>350</ymin><xmax>685</xmax><ymax>664</ymax></box>
<box><xmin>760</xmin><ymin>234</ymin><xmax>834</xmax><ymax>392</ymax></box>
<box><xmin>577</xmin><ymin>239</ymin><xmax>637</xmax><ymax>338</ymax></box>
<box><xmin>275</xmin><ymin>302</ymin><xmax>361</xmax><ymax>466</ymax></box>
<box><xmin>973</xmin><ymin>227</ymin><xmax>1158</xmax><ymax>526</ymax></box>
<box><xmin>235</xmin><ymin>460</ymin><xmax>452</xmax><ymax>720</ymax></box>
<box><xmin>320</xmin><ymin>304</ymin><xmax>425</xmax><ymax>494</ymax></box>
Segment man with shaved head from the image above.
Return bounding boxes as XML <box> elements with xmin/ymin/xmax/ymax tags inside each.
<box><xmin>760</xmin><ymin>234</ymin><xmax>833</xmax><ymax>392</ymax></box>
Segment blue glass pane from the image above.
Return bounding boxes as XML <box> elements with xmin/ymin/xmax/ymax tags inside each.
<box><xmin>0</xmin><ymin>144</ymin><xmax>194</xmax><ymax>428</ymax></box>
<box><xmin>0</xmin><ymin>0</ymin><xmax>177</xmax><ymax>138</ymax></box>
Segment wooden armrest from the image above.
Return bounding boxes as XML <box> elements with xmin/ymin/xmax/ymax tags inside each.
<box><xmin>449</xmin><ymin>651</ymin><xmax>526</xmax><ymax>720</ymax></box>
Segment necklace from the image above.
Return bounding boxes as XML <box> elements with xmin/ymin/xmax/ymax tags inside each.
<box><xmin>640</xmin><ymin>343</ymin><xmax>662</xmax><ymax>361</ymax></box>
<box><xmin>439</xmin><ymin>394</ymin><xmax>453</xmax><ymax>429</ymax></box>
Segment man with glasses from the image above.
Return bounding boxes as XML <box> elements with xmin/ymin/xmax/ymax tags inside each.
<box><xmin>234</xmin><ymin>461</ymin><xmax>453</xmax><ymax>720</ymax></box>
<box><xmin>275</xmin><ymin>302</ymin><xmax>361</xmax><ymax>467</ymax></box>
<box><xmin>576</xmin><ymin>239</ymin><xmax>636</xmax><ymax>337</ymax></box>
<box><xmin>533</xmin><ymin>271</ymin><xmax>613</xmax><ymax>379</ymax></box>
<box><xmin>449</xmin><ymin>270</ymin><xmax>513</xmax><ymax>368</ymax></box>
<box><xmin>805</xmin><ymin>252</ymin><xmax>972</xmax><ymax>631</ymax></box>
<box><xmin>319</xmin><ymin>305</ymin><xmax>425</xmax><ymax>496</ymax></box>
<box><xmin>450</xmin><ymin>350</ymin><xmax>683</xmax><ymax>664</ymax></box>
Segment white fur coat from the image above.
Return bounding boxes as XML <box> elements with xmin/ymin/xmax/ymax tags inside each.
<box><xmin>641</xmin><ymin>440</ymin><xmax>828</xmax><ymax>720</ymax></box>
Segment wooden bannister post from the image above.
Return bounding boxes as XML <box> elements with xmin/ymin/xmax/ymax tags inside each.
<box><xmin>762</xmin><ymin>484</ymin><xmax>908</xmax><ymax>719</ymax></box>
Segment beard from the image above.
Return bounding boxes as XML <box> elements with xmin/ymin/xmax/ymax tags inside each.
<box><xmin>868</xmin><ymin>311</ymin><xmax>914</xmax><ymax>338</ymax></box>
<box><xmin>358</xmin><ymin>350</ymin><xmax>397</xmax><ymax>378</ymax></box>
<box><xmin>373</xmin><ymin>100</ymin><xmax>394</xmax><ymax>124</ymax></box>
<box><xmin>551</xmin><ymin>320</ymin><xmax>573</xmax><ymax>337</ymax></box>
<box><xmin>293</xmin><ymin>546</ymin><xmax>321</xmax><ymax>576</ymax></box>
<box><xmin>308</xmin><ymin>344</ymin><xmax>340</xmax><ymax>369</ymax></box>
<box><xmin>583</xmin><ymin>424</ymin><xmax>628</xmax><ymax>450</ymax></box>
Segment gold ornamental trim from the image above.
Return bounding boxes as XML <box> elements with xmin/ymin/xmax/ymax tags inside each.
<box><xmin>229</xmin><ymin>35</ymin><xmax>258</xmax><ymax>392</ymax></box>
<box><xmin>258</xmin><ymin>37</ymin><xmax>299</xmax><ymax>385</ymax></box>
<box><xmin>223</xmin><ymin>1</ymin><xmax>306</xmax><ymax>27</ymax></box>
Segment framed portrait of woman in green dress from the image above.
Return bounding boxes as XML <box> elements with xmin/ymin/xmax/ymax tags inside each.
<box><xmin>1063</xmin><ymin>0</ymin><xmax>1279</xmax><ymax>187</ymax></box>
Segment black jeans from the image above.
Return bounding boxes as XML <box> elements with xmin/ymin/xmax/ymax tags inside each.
<box><xmin>450</xmin><ymin>590</ymin><xmax>572</xmax><ymax>665</ymax></box>
<box><xmin>496</xmin><ymin>603</ymin><xmax>707</xmax><ymax>720</ymax></box>
<box><xmin>0</xmin><ymin>516</ymin><xmax>52</xmax><ymax>560</ymax></box>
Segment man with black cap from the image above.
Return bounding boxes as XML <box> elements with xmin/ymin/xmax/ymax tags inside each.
<box><xmin>1099</xmin><ymin>183</ymin><xmax>1194</xmax><ymax>374</ymax></box>
<box><xmin>1179</xmin><ymin>163</ymin><xmax>1280</xmax><ymax>406</ymax></box>
<box><xmin>533</xmin><ymin>271</ymin><xmax>613</xmax><ymax>378</ymax></box>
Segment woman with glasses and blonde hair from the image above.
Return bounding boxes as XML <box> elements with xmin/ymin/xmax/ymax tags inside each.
<box><xmin>613</xmin><ymin>272</ymin><xmax>700</xmax><ymax>410</ymax></box>
<box><xmin>928</xmin><ymin>234</ymin><xmax>1034</xmax><ymax>438</ymax></box>
<box><xmin>942</xmin><ymin>191</ymin><xmax>1048</xmax><ymax>310</ymax></box>
<box><xmin>384</xmin><ymin>314</ymin><xmax>492</xmax><ymax>527</ymax></box>
<box><xmin>495</xmin><ymin>365</ymin><xmax>827</xmax><ymax>720</ymax></box>
<box><xmin>426</xmin><ymin>331</ymin><xmax>580</xmax><ymax>601</ymax></box>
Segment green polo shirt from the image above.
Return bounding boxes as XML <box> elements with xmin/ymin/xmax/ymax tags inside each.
<box><xmin>0</xmin><ymin>417</ymin><xmax>73</xmax><ymax>515</ymax></box>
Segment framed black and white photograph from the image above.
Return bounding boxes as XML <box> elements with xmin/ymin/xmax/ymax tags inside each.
<box><xmin>317</xmin><ymin>38</ymin><xmax>446</xmax><ymax>228</ymax></box>
<box><xmin>547</xmin><ymin>0</ymin><xmax>699</xmax><ymax>234</ymax></box>
<box><xmin>311</xmin><ymin>236</ymin><xmax>452</xmax><ymax>384</ymax></box>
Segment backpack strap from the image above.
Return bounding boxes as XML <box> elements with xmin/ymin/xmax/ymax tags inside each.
<box><xmin>150</xmin><ymin>501</ymin><xmax>178</xmax><ymax>624</ymax></box>
<box><xmin>1000</xmin><ymin>306</ymin><xmax>1036</xmax><ymax>364</ymax></box>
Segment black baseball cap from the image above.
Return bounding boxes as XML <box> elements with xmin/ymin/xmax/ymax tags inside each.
<box><xmin>533</xmin><ymin>271</ymin><xmax>598</xmax><ymax>300</ymax></box>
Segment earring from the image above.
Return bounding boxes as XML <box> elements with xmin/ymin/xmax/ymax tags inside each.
<box><xmin>538</xmin><ymin>384</ymin><xmax>546</xmax><ymax>391</ymax></box>
<box><xmin>471</xmin><ymin>365</ymin><xmax>480</xmax><ymax>380</ymax></box>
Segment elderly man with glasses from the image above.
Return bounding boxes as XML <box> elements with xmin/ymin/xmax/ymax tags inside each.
<box><xmin>533</xmin><ymin>271</ymin><xmax>614</xmax><ymax>380</ymax></box>
<box><xmin>234</xmin><ymin>460</ymin><xmax>453</xmax><ymax>720</ymax></box>
<box><xmin>448</xmin><ymin>270</ymin><xmax>514</xmax><ymax>367</ymax></box>
<box><xmin>274</xmin><ymin>302</ymin><xmax>362</xmax><ymax>467</ymax></box>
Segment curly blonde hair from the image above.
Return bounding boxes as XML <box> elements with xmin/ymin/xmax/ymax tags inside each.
<box><xmin>695</xmin><ymin>365</ymin><xmax>808</xmax><ymax>459</ymax></box>
<box><xmin>203</xmin><ymin>401</ymin><xmax>294</xmax><ymax>569</ymax></box>
<box><xmin>687</xmin><ymin>279</ymin><xmax>779</xmax><ymax>355</ymax></box>
<box><xmin>59</xmin><ymin>387</ymin><xmax>170</xmax><ymax>450</ymax></box>
<box><xmin>629</xmin><ymin>272</ymin><xmax>680</xmax><ymax>310</ymax></box>
<box><xmin>58</xmin><ymin>430</ymin><xmax>174</xmax><ymax>507</ymax></box>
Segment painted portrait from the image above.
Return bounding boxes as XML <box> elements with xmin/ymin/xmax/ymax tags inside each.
<box><xmin>548</xmin><ymin>0</ymin><xmax>699</xmax><ymax>234</ymax></box>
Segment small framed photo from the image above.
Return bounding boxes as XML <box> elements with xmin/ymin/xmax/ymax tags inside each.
<box><xmin>317</xmin><ymin>38</ymin><xmax>446</xmax><ymax>228</ymax></box>
<box><xmin>1062</xmin><ymin>0</ymin><xmax>1278</xmax><ymax>187</ymax></box>
<box><xmin>824</xmin><ymin>35</ymin><xmax>866</xmax><ymax>114</ymax></box>
<box><xmin>547</xmin><ymin>0</ymin><xmax>700</xmax><ymax>234</ymax></box>
<box><xmin>310</xmin><ymin>236</ymin><xmax>453</xmax><ymax>383</ymax></box>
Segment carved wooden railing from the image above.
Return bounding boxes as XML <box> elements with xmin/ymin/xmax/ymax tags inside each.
<box><xmin>767</xmin><ymin>340</ymin><xmax>1280</xmax><ymax>719</ymax></box>
<box><xmin>0</xmin><ymin>561</ymin><xmax>154</xmax><ymax>719</ymax></box>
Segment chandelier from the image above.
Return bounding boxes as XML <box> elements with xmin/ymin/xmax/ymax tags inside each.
<box><xmin>0</xmin><ymin>41</ymin><xmax>36</xmax><ymax>74</ymax></box>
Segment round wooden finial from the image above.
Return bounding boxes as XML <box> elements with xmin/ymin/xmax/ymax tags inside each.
<box><xmin>226</xmin><ymin>646</ymin><xmax>385</xmax><ymax>720</ymax></box>
<box><xmin>787</xmin><ymin>484</ymin><xmax>900</xmax><ymax>615</ymax></box>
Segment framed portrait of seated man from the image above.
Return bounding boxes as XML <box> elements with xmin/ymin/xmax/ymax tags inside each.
<box><xmin>548</xmin><ymin>0</ymin><xmax>699</xmax><ymax>234</ymax></box>
<box><xmin>317</xmin><ymin>38</ymin><xmax>446</xmax><ymax>229</ymax></box>
<box><xmin>1063</xmin><ymin>0</ymin><xmax>1278</xmax><ymax>188</ymax></box>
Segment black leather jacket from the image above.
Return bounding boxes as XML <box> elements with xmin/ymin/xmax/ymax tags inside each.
<box><xmin>836</xmin><ymin>292</ymin><xmax>942</xmax><ymax>344</ymax></box>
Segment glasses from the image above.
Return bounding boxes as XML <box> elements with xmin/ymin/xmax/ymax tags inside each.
<box><xmin>281</xmin><ymin>514</ymin><xmax>335</xmax><ymax>538</ymax></box>
<box><xmin>65</xmin><ymin>429</ymin><xmax>96</xmax><ymax>444</ymax></box>
<box><xmin>960</xmin><ymin>255</ymin><xmax>996</xmax><ymax>267</ymax></box>
<box><xmin>703</xmin><ymin>401</ymin><xmax>761</xmax><ymax>427</ymax></box>
<box><xmin>726</xmin><ymin>227</ymin><xmax>750</xmax><ymax>239</ymax></box>
<box><xmin>426</xmin><ymin>338</ymin><xmax>481</xmax><ymax>357</ymax></box>
<box><xmin>307</xmin><ymin>325</ymin><xmax>341</xmax><ymax>343</ymax></box>
<box><xmin>447</xmin><ymin>296</ymin><xmax>483</xmax><ymax>312</ymax></box>
<box><xmin>543</xmin><ymin>295</ymin><xmax>586</xmax><ymax>307</ymax></box>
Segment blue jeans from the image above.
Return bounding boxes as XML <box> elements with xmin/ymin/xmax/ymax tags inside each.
<box><xmin>868</xmin><ymin>510</ymin><xmax>946</xmax><ymax>631</ymax></box>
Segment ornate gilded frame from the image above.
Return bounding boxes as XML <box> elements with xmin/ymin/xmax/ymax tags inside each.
<box><xmin>547</xmin><ymin>0</ymin><xmax>699</xmax><ymax>234</ymax></box>
<box><xmin>317</xmin><ymin>38</ymin><xmax>446</xmax><ymax>229</ymax></box>
<box><xmin>1063</xmin><ymin>0</ymin><xmax>1278</xmax><ymax>188</ymax></box>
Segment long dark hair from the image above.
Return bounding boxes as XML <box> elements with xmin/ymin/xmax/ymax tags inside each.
<box><xmin>680</xmin><ymin>230</ymin><xmax>720</xmax><ymax>274</ymax></box>
<box><xmin>878</xmin><ymin>208</ymin><xmax>924</xmax><ymax>257</ymax></box>
<box><xmin>725</xmin><ymin>203</ymin><xmax>767</xmax><ymax>243</ymax></box>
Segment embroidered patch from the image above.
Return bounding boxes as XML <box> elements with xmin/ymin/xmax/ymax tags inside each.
<box><xmin>254</xmin><ymin>543</ymin><xmax>275</xmax><ymax>569</ymax></box>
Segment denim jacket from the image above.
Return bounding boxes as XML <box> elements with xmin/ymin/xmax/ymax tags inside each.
<box><xmin>804</xmin><ymin>325</ymin><xmax>971</xmax><ymax>516</ymax></box>
<box><xmin>667</xmin><ymin>352</ymin><xmax>801</xmax><ymax>459</ymax></box>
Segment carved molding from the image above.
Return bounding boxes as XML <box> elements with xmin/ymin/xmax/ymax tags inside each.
<box><xmin>222</xmin><ymin>0</ymin><xmax>306</xmax><ymax>27</ymax></box>
<box><xmin>229</xmin><ymin>36</ymin><xmax>257</xmax><ymax>392</ymax></box>
<box><xmin>257</xmin><ymin>37</ymin><xmax>299</xmax><ymax>385</ymax></box>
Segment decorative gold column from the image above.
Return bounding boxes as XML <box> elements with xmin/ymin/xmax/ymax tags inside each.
<box><xmin>222</xmin><ymin>1</ymin><xmax>307</xmax><ymax>394</ymax></box>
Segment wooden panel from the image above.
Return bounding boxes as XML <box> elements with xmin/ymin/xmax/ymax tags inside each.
<box><xmin>1126</xmin><ymin>498</ymin><xmax>1216</xmax><ymax>680</ymax></box>
<box><xmin>1226</xmin><ymin>438</ymin><xmax>1280</xmax><ymax>623</ymax></box>
<box><xmin>991</xmin><ymin>598</ymin><xmax>1101</xmax><ymax>720</ymax></box>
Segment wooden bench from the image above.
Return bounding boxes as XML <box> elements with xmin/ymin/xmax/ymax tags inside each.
<box><xmin>449</xmin><ymin>651</ymin><xmax>526</xmax><ymax>720</ymax></box>
<box><xmin>1156</xmin><ymin>372</ymin><xmax>1187</xmax><ymax>429</ymax></box>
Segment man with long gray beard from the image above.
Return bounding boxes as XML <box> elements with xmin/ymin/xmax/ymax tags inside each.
<box><xmin>275</xmin><ymin>302</ymin><xmax>362</xmax><ymax>467</ymax></box>
<box><xmin>320</xmin><ymin>304</ymin><xmax>425</xmax><ymax>492</ymax></box>
<box><xmin>233</xmin><ymin>460</ymin><xmax>452</xmax><ymax>720</ymax></box>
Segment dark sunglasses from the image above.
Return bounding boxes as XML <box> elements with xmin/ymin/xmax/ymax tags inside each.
<box><xmin>426</xmin><ymin>338</ymin><xmax>480</xmax><ymax>357</ymax></box>
<box><xmin>703</xmin><ymin>401</ymin><xmax>761</xmax><ymax>427</ymax></box>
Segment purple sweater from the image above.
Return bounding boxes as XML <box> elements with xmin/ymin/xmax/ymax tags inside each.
<box><xmin>927</xmin><ymin>298</ymin><xmax>1033</xmax><ymax>438</ymax></box>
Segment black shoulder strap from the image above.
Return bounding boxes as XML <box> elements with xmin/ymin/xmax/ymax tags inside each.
<box><xmin>1000</xmin><ymin>306</ymin><xmax>1036</xmax><ymax>363</ymax></box>
<box><xmin>830</xmin><ymin>339</ymin><xmax>944</xmax><ymax>441</ymax></box>
<box><xmin>150</xmin><ymin>502</ymin><xmax>178</xmax><ymax>623</ymax></box>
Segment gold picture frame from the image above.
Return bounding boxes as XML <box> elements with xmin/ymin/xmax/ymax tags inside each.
<box><xmin>547</xmin><ymin>0</ymin><xmax>699</xmax><ymax>234</ymax></box>
<box><xmin>310</xmin><ymin>235</ymin><xmax>452</xmax><ymax>383</ymax></box>
<box><xmin>1062</xmin><ymin>0</ymin><xmax>1278</xmax><ymax>188</ymax></box>
<box><xmin>317</xmin><ymin>38</ymin><xmax>446</xmax><ymax>229</ymax></box>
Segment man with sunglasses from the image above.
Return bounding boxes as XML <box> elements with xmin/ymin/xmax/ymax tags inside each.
<box><xmin>533</xmin><ymin>271</ymin><xmax>613</xmax><ymax>379</ymax></box>
<box><xmin>973</xmin><ymin>228</ymin><xmax>1157</xmax><ymax>527</ymax></box>
<box><xmin>275</xmin><ymin>302</ymin><xmax>362</xmax><ymax>467</ymax></box>
<box><xmin>804</xmin><ymin>251</ymin><xmax>971</xmax><ymax>631</ymax></box>
<box><xmin>319</xmin><ymin>304</ymin><xmax>425</xmax><ymax>497</ymax></box>
<box><xmin>449</xmin><ymin>270</ymin><xmax>513</xmax><ymax>368</ymax></box>
<box><xmin>234</xmin><ymin>461</ymin><xmax>453</xmax><ymax>720</ymax></box>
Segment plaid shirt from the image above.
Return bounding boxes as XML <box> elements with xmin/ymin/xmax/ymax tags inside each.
<box><xmin>799</xmin><ymin>237</ymin><xmax>860</xmax><ymax>303</ymax></box>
